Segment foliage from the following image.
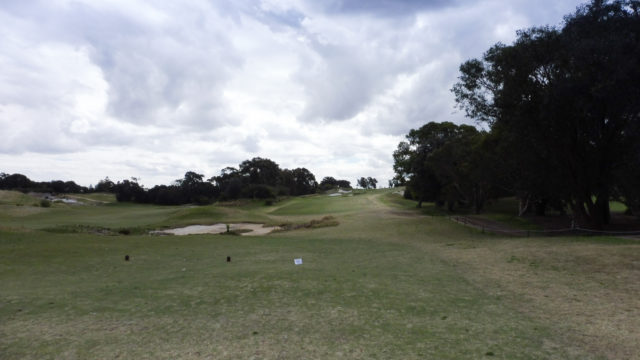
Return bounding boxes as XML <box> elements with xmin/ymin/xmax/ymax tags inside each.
<box><xmin>319</xmin><ymin>176</ymin><xmax>351</xmax><ymax>191</ymax></box>
<box><xmin>393</xmin><ymin>122</ymin><xmax>493</xmax><ymax>212</ymax></box>
<box><xmin>0</xmin><ymin>173</ymin><xmax>88</xmax><ymax>194</ymax></box>
<box><xmin>113</xmin><ymin>179</ymin><xmax>147</xmax><ymax>202</ymax></box>
<box><xmin>241</xmin><ymin>184</ymin><xmax>275</xmax><ymax>199</ymax></box>
<box><xmin>94</xmin><ymin>177</ymin><xmax>115</xmax><ymax>193</ymax></box>
<box><xmin>280</xmin><ymin>168</ymin><xmax>317</xmax><ymax>196</ymax></box>
<box><xmin>357</xmin><ymin>177</ymin><xmax>378</xmax><ymax>189</ymax></box>
<box><xmin>239</xmin><ymin>157</ymin><xmax>281</xmax><ymax>186</ymax></box>
<box><xmin>451</xmin><ymin>0</ymin><xmax>640</xmax><ymax>227</ymax></box>
<box><xmin>106</xmin><ymin>158</ymin><xmax>319</xmax><ymax>205</ymax></box>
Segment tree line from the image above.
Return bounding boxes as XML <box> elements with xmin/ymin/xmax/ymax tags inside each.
<box><xmin>104</xmin><ymin>157</ymin><xmax>353</xmax><ymax>205</ymax></box>
<box><xmin>0</xmin><ymin>173</ymin><xmax>86</xmax><ymax>194</ymax></box>
<box><xmin>393</xmin><ymin>0</ymin><xmax>640</xmax><ymax>229</ymax></box>
<box><xmin>1</xmin><ymin>157</ymin><xmax>353</xmax><ymax>206</ymax></box>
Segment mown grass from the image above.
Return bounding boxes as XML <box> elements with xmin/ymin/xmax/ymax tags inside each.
<box><xmin>1</xmin><ymin>189</ymin><xmax>637</xmax><ymax>359</ymax></box>
<box><xmin>67</xmin><ymin>192</ymin><xmax>117</xmax><ymax>203</ymax></box>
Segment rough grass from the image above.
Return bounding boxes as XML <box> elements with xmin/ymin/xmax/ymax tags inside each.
<box><xmin>1</xmin><ymin>189</ymin><xmax>638</xmax><ymax>359</ymax></box>
<box><xmin>0</xmin><ymin>190</ymin><xmax>40</xmax><ymax>206</ymax></box>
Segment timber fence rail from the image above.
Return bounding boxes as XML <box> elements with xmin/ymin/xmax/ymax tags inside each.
<box><xmin>449</xmin><ymin>215</ymin><xmax>640</xmax><ymax>237</ymax></box>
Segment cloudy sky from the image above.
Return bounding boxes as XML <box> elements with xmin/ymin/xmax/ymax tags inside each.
<box><xmin>0</xmin><ymin>0</ymin><xmax>585</xmax><ymax>187</ymax></box>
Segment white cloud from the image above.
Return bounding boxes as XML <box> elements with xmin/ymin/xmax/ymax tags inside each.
<box><xmin>0</xmin><ymin>0</ymin><xmax>586</xmax><ymax>187</ymax></box>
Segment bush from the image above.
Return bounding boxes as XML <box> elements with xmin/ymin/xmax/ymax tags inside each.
<box><xmin>40</xmin><ymin>199</ymin><xmax>51</xmax><ymax>208</ymax></box>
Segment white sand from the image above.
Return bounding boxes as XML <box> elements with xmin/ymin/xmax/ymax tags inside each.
<box><xmin>152</xmin><ymin>223</ymin><xmax>280</xmax><ymax>236</ymax></box>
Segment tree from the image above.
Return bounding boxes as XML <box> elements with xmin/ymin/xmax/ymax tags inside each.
<box><xmin>452</xmin><ymin>0</ymin><xmax>640</xmax><ymax>228</ymax></box>
<box><xmin>393</xmin><ymin>121</ymin><xmax>492</xmax><ymax>212</ymax></box>
<box><xmin>319</xmin><ymin>176</ymin><xmax>338</xmax><ymax>191</ymax></box>
<box><xmin>0</xmin><ymin>173</ymin><xmax>32</xmax><ymax>190</ymax></box>
<box><xmin>290</xmin><ymin>168</ymin><xmax>317</xmax><ymax>195</ymax></box>
<box><xmin>357</xmin><ymin>177</ymin><xmax>369</xmax><ymax>189</ymax></box>
<box><xmin>95</xmin><ymin>177</ymin><xmax>115</xmax><ymax>193</ymax></box>
<box><xmin>238</xmin><ymin>157</ymin><xmax>281</xmax><ymax>186</ymax></box>
<box><xmin>367</xmin><ymin>177</ymin><xmax>378</xmax><ymax>189</ymax></box>
<box><xmin>319</xmin><ymin>177</ymin><xmax>351</xmax><ymax>191</ymax></box>
<box><xmin>178</xmin><ymin>171</ymin><xmax>215</xmax><ymax>203</ymax></box>
<box><xmin>210</xmin><ymin>167</ymin><xmax>242</xmax><ymax>200</ymax></box>
<box><xmin>394</xmin><ymin>122</ymin><xmax>465</xmax><ymax>207</ymax></box>
<box><xmin>147</xmin><ymin>185</ymin><xmax>186</xmax><ymax>205</ymax></box>
<box><xmin>336</xmin><ymin>179</ymin><xmax>351</xmax><ymax>189</ymax></box>
<box><xmin>113</xmin><ymin>179</ymin><xmax>146</xmax><ymax>202</ymax></box>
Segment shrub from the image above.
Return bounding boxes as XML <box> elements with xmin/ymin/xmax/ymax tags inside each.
<box><xmin>40</xmin><ymin>199</ymin><xmax>51</xmax><ymax>208</ymax></box>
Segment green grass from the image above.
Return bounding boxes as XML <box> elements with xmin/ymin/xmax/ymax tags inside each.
<box><xmin>378</xmin><ymin>190</ymin><xmax>448</xmax><ymax>216</ymax></box>
<box><xmin>67</xmin><ymin>192</ymin><xmax>117</xmax><ymax>203</ymax></box>
<box><xmin>1</xmin><ymin>189</ymin><xmax>637</xmax><ymax>359</ymax></box>
<box><xmin>0</xmin><ymin>190</ymin><xmax>41</xmax><ymax>206</ymax></box>
<box><xmin>268</xmin><ymin>193</ymin><xmax>374</xmax><ymax>216</ymax></box>
<box><xmin>609</xmin><ymin>200</ymin><xmax>628</xmax><ymax>213</ymax></box>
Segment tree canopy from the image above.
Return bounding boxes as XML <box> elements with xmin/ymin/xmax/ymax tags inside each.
<box><xmin>396</xmin><ymin>0</ymin><xmax>640</xmax><ymax>227</ymax></box>
<box><xmin>393</xmin><ymin>122</ymin><xmax>492</xmax><ymax>212</ymax></box>
<box><xmin>108</xmin><ymin>157</ymin><xmax>321</xmax><ymax>205</ymax></box>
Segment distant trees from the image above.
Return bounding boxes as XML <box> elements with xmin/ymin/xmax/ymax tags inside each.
<box><xmin>0</xmin><ymin>163</ymin><xmax>343</xmax><ymax>204</ymax></box>
<box><xmin>113</xmin><ymin>179</ymin><xmax>146</xmax><ymax>202</ymax></box>
<box><xmin>175</xmin><ymin>171</ymin><xmax>218</xmax><ymax>204</ymax></box>
<box><xmin>0</xmin><ymin>173</ymin><xmax>32</xmax><ymax>190</ymax></box>
<box><xmin>0</xmin><ymin>173</ymin><xmax>88</xmax><ymax>194</ymax></box>
<box><xmin>357</xmin><ymin>177</ymin><xmax>378</xmax><ymax>190</ymax></box>
<box><xmin>281</xmin><ymin>168</ymin><xmax>318</xmax><ymax>196</ymax></box>
<box><xmin>94</xmin><ymin>177</ymin><xmax>115</xmax><ymax>193</ymax></box>
<box><xmin>239</xmin><ymin>157</ymin><xmax>281</xmax><ymax>187</ymax></box>
<box><xmin>109</xmin><ymin>157</ymin><xmax>319</xmax><ymax>205</ymax></box>
<box><xmin>319</xmin><ymin>176</ymin><xmax>352</xmax><ymax>191</ymax></box>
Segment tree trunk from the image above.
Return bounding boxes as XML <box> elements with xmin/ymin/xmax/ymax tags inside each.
<box><xmin>518</xmin><ymin>194</ymin><xmax>531</xmax><ymax>217</ymax></box>
<box><xmin>534</xmin><ymin>199</ymin><xmax>547</xmax><ymax>216</ymax></box>
<box><xmin>473</xmin><ymin>184</ymin><xmax>485</xmax><ymax>214</ymax></box>
<box><xmin>595</xmin><ymin>189</ymin><xmax>611</xmax><ymax>226</ymax></box>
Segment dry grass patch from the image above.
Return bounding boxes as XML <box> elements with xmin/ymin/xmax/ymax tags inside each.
<box><xmin>435</xmin><ymin>238</ymin><xmax>640</xmax><ymax>360</ymax></box>
<box><xmin>278</xmin><ymin>216</ymin><xmax>340</xmax><ymax>231</ymax></box>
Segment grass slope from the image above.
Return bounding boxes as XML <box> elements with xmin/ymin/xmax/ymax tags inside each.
<box><xmin>1</xmin><ymin>189</ymin><xmax>637</xmax><ymax>359</ymax></box>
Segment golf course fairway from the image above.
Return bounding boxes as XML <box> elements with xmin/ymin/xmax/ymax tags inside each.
<box><xmin>1</xmin><ymin>189</ymin><xmax>638</xmax><ymax>359</ymax></box>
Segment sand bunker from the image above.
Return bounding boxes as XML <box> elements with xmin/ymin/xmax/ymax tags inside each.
<box><xmin>328</xmin><ymin>188</ymin><xmax>352</xmax><ymax>197</ymax></box>
<box><xmin>152</xmin><ymin>223</ymin><xmax>280</xmax><ymax>236</ymax></box>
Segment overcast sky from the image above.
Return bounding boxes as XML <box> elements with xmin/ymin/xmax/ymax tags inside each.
<box><xmin>0</xmin><ymin>0</ymin><xmax>585</xmax><ymax>187</ymax></box>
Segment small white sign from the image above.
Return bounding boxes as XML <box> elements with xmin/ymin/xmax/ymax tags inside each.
<box><xmin>294</xmin><ymin>258</ymin><xmax>303</xmax><ymax>265</ymax></box>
